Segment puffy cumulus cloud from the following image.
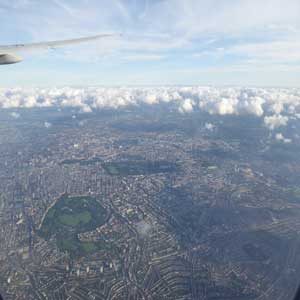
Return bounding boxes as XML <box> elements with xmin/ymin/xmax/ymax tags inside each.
<box><xmin>1</xmin><ymin>87</ymin><xmax>300</xmax><ymax>130</ymax></box>
<box><xmin>44</xmin><ymin>122</ymin><xmax>52</xmax><ymax>129</ymax></box>
<box><xmin>206</xmin><ymin>97</ymin><xmax>237</xmax><ymax>115</ymax></box>
<box><xmin>197</xmin><ymin>88</ymin><xmax>266</xmax><ymax>116</ymax></box>
<box><xmin>238</xmin><ymin>96</ymin><xmax>265</xmax><ymax>117</ymax></box>
<box><xmin>179</xmin><ymin>98</ymin><xmax>194</xmax><ymax>114</ymax></box>
<box><xmin>270</xmin><ymin>102</ymin><xmax>284</xmax><ymax>115</ymax></box>
<box><xmin>275</xmin><ymin>133</ymin><xmax>292</xmax><ymax>143</ymax></box>
<box><xmin>205</xmin><ymin>123</ymin><xmax>215</xmax><ymax>131</ymax></box>
<box><xmin>10</xmin><ymin>112</ymin><xmax>20</xmax><ymax>119</ymax></box>
<box><xmin>264</xmin><ymin>114</ymin><xmax>289</xmax><ymax>130</ymax></box>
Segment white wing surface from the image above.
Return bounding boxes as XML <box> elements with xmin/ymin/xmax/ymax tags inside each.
<box><xmin>0</xmin><ymin>34</ymin><xmax>119</xmax><ymax>64</ymax></box>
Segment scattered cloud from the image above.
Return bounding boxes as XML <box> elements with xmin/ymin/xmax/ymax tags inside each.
<box><xmin>228</xmin><ymin>40</ymin><xmax>300</xmax><ymax>64</ymax></box>
<box><xmin>179</xmin><ymin>98</ymin><xmax>194</xmax><ymax>114</ymax></box>
<box><xmin>10</xmin><ymin>112</ymin><xmax>20</xmax><ymax>119</ymax></box>
<box><xmin>275</xmin><ymin>133</ymin><xmax>292</xmax><ymax>143</ymax></box>
<box><xmin>264</xmin><ymin>114</ymin><xmax>289</xmax><ymax>130</ymax></box>
<box><xmin>44</xmin><ymin>121</ymin><xmax>52</xmax><ymax>128</ymax></box>
<box><xmin>123</xmin><ymin>54</ymin><xmax>166</xmax><ymax>61</ymax></box>
<box><xmin>205</xmin><ymin>122</ymin><xmax>215</xmax><ymax>131</ymax></box>
<box><xmin>1</xmin><ymin>86</ymin><xmax>300</xmax><ymax>131</ymax></box>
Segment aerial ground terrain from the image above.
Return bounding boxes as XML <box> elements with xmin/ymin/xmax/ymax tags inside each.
<box><xmin>1</xmin><ymin>104</ymin><xmax>300</xmax><ymax>300</ymax></box>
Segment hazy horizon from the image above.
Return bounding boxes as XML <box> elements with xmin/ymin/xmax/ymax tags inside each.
<box><xmin>1</xmin><ymin>0</ymin><xmax>299</xmax><ymax>86</ymax></box>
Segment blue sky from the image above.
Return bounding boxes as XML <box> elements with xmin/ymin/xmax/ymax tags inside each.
<box><xmin>0</xmin><ymin>0</ymin><xmax>300</xmax><ymax>87</ymax></box>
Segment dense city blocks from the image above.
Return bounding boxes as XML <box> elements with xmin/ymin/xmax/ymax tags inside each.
<box><xmin>1</xmin><ymin>106</ymin><xmax>300</xmax><ymax>300</ymax></box>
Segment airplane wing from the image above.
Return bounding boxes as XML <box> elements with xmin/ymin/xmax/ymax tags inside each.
<box><xmin>0</xmin><ymin>33</ymin><xmax>119</xmax><ymax>64</ymax></box>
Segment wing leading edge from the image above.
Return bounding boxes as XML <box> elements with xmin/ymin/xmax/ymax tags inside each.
<box><xmin>0</xmin><ymin>33</ymin><xmax>119</xmax><ymax>65</ymax></box>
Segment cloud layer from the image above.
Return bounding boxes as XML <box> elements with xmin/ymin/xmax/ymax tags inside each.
<box><xmin>2</xmin><ymin>86</ymin><xmax>300</xmax><ymax>130</ymax></box>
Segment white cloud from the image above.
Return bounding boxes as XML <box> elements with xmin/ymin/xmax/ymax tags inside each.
<box><xmin>3</xmin><ymin>0</ymin><xmax>299</xmax><ymax>58</ymax></box>
<box><xmin>10</xmin><ymin>112</ymin><xmax>20</xmax><ymax>119</ymax></box>
<box><xmin>44</xmin><ymin>121</ymin><xmax>52</xmax><ymax>128</ymax></box>
<box><xmin>270</xmin><ymin>102</ymin><xmax>284</xmax><ymax>115</ymax></box>
<box><xmin>179</xmin><ymin>98</ymin><xmax>194</xmax><ymax>113</ymax></box>
<box><xmin>205</xmin><ymin>122</ymin><xmax>215</xmax><ymax>131</ymax></box>
<box><xmin>123</xmin><ymin>54</ymin><xmax>166</xmax><ymax>61</ymax></box>
<box><xmin>275</xmin><ymin>133</ymin><xmax>292</xmax><ymax>143</ymax></box>
<box><xmin>275</xmin><ymin>133</ymin><xmax>284</xmax><ymax>140</ymax></box>
<box><xmin>1</xmin><ymin>86</ymin><xmax>300</xmax><ymax>131</ymax></box>
<box><xmin>264</xmin><ymin>114</ymin><xmax>289</xmax><ymax>130</ymax></box>
<box><xmin>144</xmin><ymin>0</ymin><xmax>300</xmax><ymax>37</ymax></box>
<box><xmin>226</xmin><ymin>40</ymin><xmax>300</xmax><ymax>64</ymax></box>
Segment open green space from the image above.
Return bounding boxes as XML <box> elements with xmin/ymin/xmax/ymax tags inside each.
<box><xmin>284</xmin><ymin>187</ymin><xmax>300</xmax><ymax>203</ymax></box>
<box><xmin>57</xmin><ymin>238</ymin><xmax>108</xmax><ymax>255</ymax></box>
<box><xmin>60</xmin><ymin>157</ymin><xmax>102</xmax><ymax>166</ymax></box>
<box><xmin>39</xmin><ymin>195</ymin><xmax>109</xmax><ymax>256</ymax></box>
<box><xmin>58</xmin><ymin>210</ymin><xmax>92</xmax><ymax>226</ymax></box>
<box><xmin>102</xmin><ymin>161</ymin><xmax>178</xmax><ymax>176</ymax></box>
<box><xmin>291</xmin><ymin>187</ymin><xmax>300</xmax><ymax>199</ymax></box>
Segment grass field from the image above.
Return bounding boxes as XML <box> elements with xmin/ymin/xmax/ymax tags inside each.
<box><xmin>59</xmin><ymin>211</ymin><xmax>92</xmax><ymax>226</ymax></box>
<box><xmin>102</xmin><ymin>161</ymin><xmax>178</xmax><ymax>176</ymax></box>
<box><xmin>39</xmin><ymin>195</ymin><xmax>109</xmax><ymax>257</ymax></box>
